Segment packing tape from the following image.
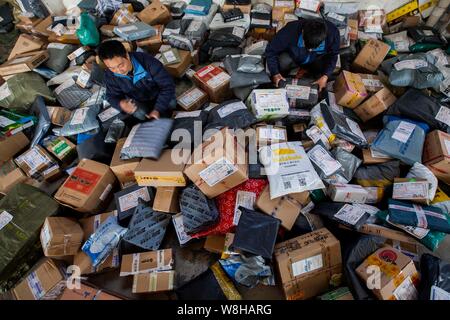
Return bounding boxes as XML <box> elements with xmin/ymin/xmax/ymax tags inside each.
<box><xmin>366</xmin><ymin>255</ymin><xmax>401</xmax><ymax>277</ymax></box>
<box><xmin>132</xmin><ymin>253</ymin><xmax>140</xmax><ymax>273</ymax></box>
<box><xmin>136</xmin><ymin>176</ymin><xmax>186</xmax><ymax>185</ymax></box>
<box><xmin>387</xmin><ymin>1</ymin><xmax>419</xmax><ymax>23</ymax></box>
<box><xmin>157</xmin><ymin>249</ymin><xmax>164</xmax><ymax>270</ymax></box>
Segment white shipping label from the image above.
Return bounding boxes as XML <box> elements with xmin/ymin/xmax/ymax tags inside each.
<box><xmin>118</xmin><ymin>188</ymin><xmax>151</xmax><ymax>212</ymax></box>
<box><xmin>122</xmin><ymin>124</ymin><xmax>140</xmax><ymax>149</ymax></box>
<box><xmin>70</xmin><ymin>108</ymin><xmax>88</xmax><ymax>125</ymax></box>
<box><xmin>346</xmin><ymin>118</ymin><xmax>366</xmax><ymax>142</ymax></box>
<box><xmin>387</xmin><ymin>215</ymin><xmax>430</xmax><ymax>239</ymax></box>
<box><xmin>47</xmin><ymin>42</ymin><xmax>68</xmax><ymax>50</ymax></box>
<box><xmin>164</xmin><ymin>50</ymin><xmax>177</xmax><ymax>63</ymax></box>
<box><xmin>98</xmin><ymin>107</ymin><xmax>120</xmax><ymax>122</ymax></box>
<box><xmin>393</xmin><ymin>277</ymin><xmax>418</xmax><ymax>300</ymax></box>
<box><xmin>206</xmin><ymin>72</ymin><xmax>230</xmax><ymax>89</ymax></box>
<box><xmin>76</xmin><ymin>69</ymin><xmax>91</xmax><ymax>87</ymax></box>
<box><xmin>120</xmin><ymin>25</ymin><xmax>138</xmax><ymax>32</ymax></box>
<box><xmin>394</xmin><ymin>59</ymin><xmax>428</xmax><ymax>71</ymax></box>
<box><xmin>252</xmin><ymin>18</ymin><xmax>271</xmax><ymax>26</ymax></box>
<box><xmin>286</xmin><ymin>85</ymin><xmax>311</xmax><ymax>100</ymax></box>
<box><xmin>246</xmin><ymin>41</ymin><xmax>265</xmax><ymax>53</ymax></box>
<box><xmin>233</xmin><ymin>191</ymin><xmax>256</xmax><ymax>226</ymax></box>
<box><xmin>232</xmin><ymin>27</ymin><xmax>245</xmax><ymax>39</ymax></box>
<box><xmin>328</xmin><ymin>92</ymin><xmax>344</xmax><ymax>114</ymax></box>
<box><xmin>435</xmin><ymin>106</ymin><xmax>450</xmax><ymax>126</ymax></box>
<box><xmin>275</xmin><ymin>0</ymin><xmax>295</xmax><ymax>7</ymax></box>
<box><xmin>423</xmin><ymin>30</ymin><xmax>434</xmax><ymax>36</ymax></box>
<box><xmin>364</xmin><ymin>187</ymin><xmax>380</xmax><ymax>204</ymax></box>
<box><xmin>292</xmin><ymin>254</ymin><xmax>323</xmax><ymax>277</ymax></box>
<box><xmin>199</xmin><ymin>157</ymin><xmax>238</xmax><ymax>187</ymax></box>
<box><xmin>431</xmin><ymin>286</ymin><xmax>450</xmax><ymax>300</ymax></box>
<box><xmin>334</xmin><ymin>204</ymin><xmax>367</xmax><ymax>226</ymax></box>
<box><xmin>187</xmin><ymin>21</ymin><xmax>202</xmax><ymax>32</ymax></box>
<box><xmin>362</xmin><ymin>78</ymin><xmax>383</xmax><ymax>88</ymax></box>
<box><xmin>173</xmin><ymin>214</ymin><xmax>192</xmax><ymax>245</ymax></box>
<box><xmin>353</xmin><ymin>203</ymin><xmax>380</xmax><ymax>215</ymax></box>
<box><xmin>0</xmin><ymin>83</ymin><xmax>12</xmax><ymax>100</ymax></box>
<box><xmin>26</xmin><ymin>272</ymin><xmax>44</xmax><ymax>300</ymax></box>
<box><xmin>11</xmin><ymin>56</ymin><xmax>31</xmax><ymax>64</ymax></box>
<box><xmin>179</xmin><ymin>88</ymin><xmax>204</xmax><ymax>108</ymax></box>
<box><xmin>174</xmin><ymin>110</ymin><xmax>202</xmax><ymax>119</ymax></box>
<box><xmin>99</xmin><ymin>184</ymin><xmax>113</xmax><ymax>202</ymax></box>
<box><xmin>186</xmin><ymin>5</ymin><xmax>205</xmax><ymax>12</ymax></box>
<box><xmin>0</xmin><ymin>115</ymin><xmax>14</xmax><ymax>127</ymax></box>
<box><xmin>54</xmin><ymin>78</ymin><xmax>76</xmax><ymax>95</ymax></box>
<box><xmin>393</xmin><ymin>182</ymin><xmax>428</xmax><ymax>200</ymax></box>
<box><xmin>20</xmin><ymin>148</ymin><xmax>49</xmax><ymax>171</ymax></box>
<box><xmin>298</xmin><ymin>0</ymin><xmax>320</xmax><ymax>11</ymax></box>
<box><xmin>217</xmin><ymin>101</ymin><xmax>246</xmax><ymax>118</ymax></box>
<box><xmin>370</xmin><ymin>148</ymin><xmax>391</xmax><ymax>159</ymax></box>
<box><xmin>197</xmin><ymin>65</ymin><xmax>214</xmax><ymax>78</ymax></box>
<box><xmin>68</xmin><ymin>46</ymin><xmax>88</xmax><ymax>60</ymax></box>
<box><xmin>392</xmin><ymin>121</ymin><xmax>416</xmax><ymax>143</ymax></box>
<box><xmin>328</xmin><ymin>12</ymin><xmax>346</xmax><ymax>22</ymax></box>
<box><xmin>259</xmin><ymin>127</ymin><xmax>286</xmax><ymax>141</ymax></box>
<box><xmin>41</xmin><ymin>221</ymin><xmax>51</xmax><ymax>249</ymax></box>
<box><xmin>0</xmin><ymin>211</ymin><xmax>13</xmax><ymax>231</ymax></box>
<box><xmin>308</xmin><ymin>145</ymin><xmax>342</xmax><ymax>176</ymax></box>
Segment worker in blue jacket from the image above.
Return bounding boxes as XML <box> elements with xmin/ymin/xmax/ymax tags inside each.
<box><xmin>98</xmin><ymin>40</ymin><xmax>176</xmax><ymax>120</ymax></box>
<box><xmin>265</xmin><ymin>18</ymin><xmax>340</xmax><ymax>92</ymax></box>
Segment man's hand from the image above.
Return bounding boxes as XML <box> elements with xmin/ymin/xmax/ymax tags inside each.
<box><xmin>146</xmin><ymin>110</ymin><xmax>160</xmax><ymax>120</ymax></box>
<box><xmin>313</xmin><ymin>75</ymin><xmax>328</xmax><ymax>92</ymax></box>
<box><xmin>119</xmin><ymin>99</ymin><xmax>137</xmax><ymax>114</ymax></box>
<box><xmin>272</xmin><ymin>74</ymin><xmax>286</xmax><ymax>87</ymax></box>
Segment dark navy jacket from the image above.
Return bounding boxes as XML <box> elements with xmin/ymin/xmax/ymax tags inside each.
<box><xmin>104</xmin><ymin>52</ymin><xmax>176</xmax><ymax>114</ymax></box>
<box><xmin>265</xmin><ymin>19</ymin><xmax>340</xmax><ymax>77</ymax></box>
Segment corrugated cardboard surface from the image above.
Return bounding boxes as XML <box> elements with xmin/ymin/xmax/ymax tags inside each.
<box><xmin>41</xmin><ymin>217</ymin><xmax>84</xmax><ymax>257</ymax></box>
<box><xmin>132</xmin><ymin>270</ymin><xmax>175</xmax><ymax>293</ymax></box>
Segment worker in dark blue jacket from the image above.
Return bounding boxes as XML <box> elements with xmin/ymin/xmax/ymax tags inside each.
<box><xmin>265</xmin><ymin>18</ymin><xmax>340</xmax><ymax>92</ymax></box>
<box><xmin>98</xmin><ymin>40</ymin><xmax>176</xmax><ymax>120</ymax></box>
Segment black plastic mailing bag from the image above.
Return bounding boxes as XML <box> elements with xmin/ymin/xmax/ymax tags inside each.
<box><xmin>419</xmin><ymin>254</ymin><xmax>450</xmax><ymax>300</ymax></box>
<box><xmin>204</xmin><ymin>99</ymin><xmax>257</xmax><ymax>132</ymax></box>
<box><xmin>279</xmin><ymin>78</ymin><xmax>319</xmax><ymax>109</ymax></box>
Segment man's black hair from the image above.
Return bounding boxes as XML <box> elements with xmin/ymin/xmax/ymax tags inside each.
<box><xmin>97</xmin><ymin>40</ymin><xmax>128</xmax><ymax>61</ymax></box>
<box><xmin>302</xmin><ymin>19</ymin><xmax>327</xmax><ymax>49</ymax></box>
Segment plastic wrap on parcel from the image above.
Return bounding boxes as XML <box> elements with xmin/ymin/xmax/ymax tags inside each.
<box><xmin>54</xmin><ymin>104</ymin><xmax>100</xmax><ymax>137</ymax></box>
<box><xmin>204</xmin><ymin>99</ymin><xmax>257</xmax><ymax>131</ymax></box>
<box><xmin>419</xmin><ymin>254</ymin><xmax>450</xmax><ymax>300</ymax></box>
<box><xmin>223</xmin><ymin>55</ymin><xmax>271</xmax><ymax>89</ymax></box>
<box><xmin>0</xmin><ymin>184</ymin><xmax>59</xmax><ymax>292</ymax></box>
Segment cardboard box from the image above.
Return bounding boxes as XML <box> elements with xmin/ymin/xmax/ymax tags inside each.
<box><xmin>42</xmin><ymin>163</ymin><xmax>63</xmax><ymax>182</ymax></box>
<box><xmin>8</xmin><ymin>34</ymin><xmax>45</xmax><ymax>60</ymax></box>
<box><xmin>12</xmin><ymin>258</ymin><xmax>66</xmax><ymax>300</ymax></box>
<box><xmin>33</xmin><ymin>16</ymin><xmax>54</xmax><ymax>37</ymax></box>
<box><xmin>136</xmin><ymin>24</ymin><xmax>164</xmax><ymax>53</ymax></box>
<box><xmin>423</xmin><ymin>130</ymin><xmax>450</xmax><ymax>172</ymax></box>
<box><xmin>393</xmin><ymin>178</ymin><xmax>429</xmax><ymax>204</ymax></box>
<box><xmin>79</xmin><ymin>211</ymin><xmax>118</xmax><ymax>242</ymax></box>
<box><xmin>100</xmin><ymin>25</ymin><xmax>116</xmax><ymax>38</ymax></box>
<box><xmin>73</xmin><ymin>249</ymin><xmax>120</xmax><ymax>275</ymax></box>
<box><xmin>115</xmin><ymin>184</ymin><xmax>153</xmax><ymax>224</ymax></box>
<box><xmin>48</xmin><ymin>33</ymin><xmax>81</xmax><ymax>45</ymax></box>
<box><xmin>137</xmin><ymin>0</ymin><xmax>172</xmax><ymax>25</ymax></box>
<box><xmin>183</xmin><ymin>128</ymin><xmax>248</xmax><ymax>198</ymax></box>
<box><xmin>110</xmin><ymin>138</ymin><xmax>140</xmax><ymax>186</ymax></box>
<box><xmin>0</xmin><ymin>132</ymin><xmax>29</xmax><ymax>163</ymax></box>
<box><xmin>256</xmin><ymin>125</ymin><xmax>288</xmax><ymax>147</ymax></box>
<box><xmin>132</xmin><ymin>271</ymin><xmax>175</xmax><ymax>293</ymax></box>
<box><xmin>14</xmin><ymin>145</ymin><xmax>55</xmax><ymax>178</ymax></box>
<box><xmin>177</xmin><ymin>86</ymin><xmax>208</xmax><ymax>111</ymax></box>
<box><xmin>113</xmin><ymin>22</ymin><xmax>158</xmax><ymax>42</ymax></box>
<box><xmin>47</xmin><ymin>106</ymin><xmax>72</xmax><ymax>126</ymax></box>
<box><xmin>164</xmin><ymin>49</ymin><xmax>192</xmax><ymax>78</ymax></box>
<box><xmin>362</xmin><ymin>148</ymin><xmax>392</xmax><ymax>164</ymax></box>
<box><xmin>358</xmin><ymin>74</ymin><xmax>385</xmax><ymax>93</ymax></box>
<box><xmin>348</xmin><ymin>19</ymin><xmax>358</xmax><ymax>41</ymax></box>
<box><xmin>204</xmin><ymin>235</ymin><xmax>226</xmax><ymax>254</ymax></box>
<box><xmin>352</xmin><ymin>39</ymin><xmax>391</xmax><ymax>73</ymax></box>
<box><xmin>111</xmin><ymin>7</ymin><xmax>138</xmax><ymax>26</ymax></box>
<box><xmin>18</xmin><ymin>14</ymin><xmax>41</xmax><ymax>25</ymax></box>
<box><xmin>274</xmin><ymin>228</ymin><xmax>342</xmax><ymax>300</ymax></box>
<box><xmin>328</xmin><ymin>184</ymin><xmax>369</xmax><ymax>203</ymax></box>
<box><xmin>193</xmin><ymin>65</ymin><xmax>232</xmax><ymax>103</ymax></box>
<box><xmin>222</xmin><ymin>3</ymin><xmax>252</xmax><ymax>14</ymax></box>
<box><xmin>0</xmin><ymin>160</ymin><xmax>28</xmax><ymax>194</ymax></box>
<box><xmin>44</xmin><ymin>136</ymin><xmax>77</xmax><ymax>163</ymax></box>
<box><xmin>54</xmin><ymin>159</ymin><xmax>116</xmax><ymax>213</ymax></box>
<box><xmin>153</xmin><ymin>187</ymin><xmax>180</xmax><ymax>213</ymax></box>
<box><xmin>120</xmin><ymin>249</ymin><xmax>174</xmax><ymax>276</ymax></box>
<box><xmin>356</xmin><ymin>246</ymin><xmax>419</xmax><ymax>300</ymax></box>
<box><xmin>354</xmin><ymin>88</ymin><xmax>397</xmax><ymax>122</ymax></box>
<box><xmin>0</xmin><ymin>50</ymin><xmax>49</xmax><ymax>77</ymax></box>
<box><xmin>135</xmin><ymin>149</ymin><xmax>187</xmax><ymax>187</ymax></box>
<box><xmin>60</xmin><ymin>283</ymin><xmax>123</xmax><ymax>300</ymax></box>
<box><xmin>346</xmin><ymin>223</ymin><xmax>417</xmax><ymax>244</ymax></box>
<box><xmin>333</xmin><ymin>71</ymin><xmax>368</xmax><ymax>109</ymax></box>
<box><xmin>40</xmin><ymin>217</ymin><xmax>84</xmax><ymax>257</ymax></box>
<box><xmin>256</xmin><ymin>185</ymin><xmax>309</xmax><ymax>230</ymax></box>
<box><xmin>67</xmin><ymin>46</ymin><xmax>91</xmax><ymax>61</ymax></box>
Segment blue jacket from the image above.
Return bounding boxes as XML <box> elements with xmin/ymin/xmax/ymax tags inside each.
<box><xmin>104</xmin><ymin>52</ymin><xmax>176</xmax><ymax>114</ymax></box>
<box><xmin>265</xmin><ymin>19</ymin><xmax>340</xmax><ymax>77</ymax></box>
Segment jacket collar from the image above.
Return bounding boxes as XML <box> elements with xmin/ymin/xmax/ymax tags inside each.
<box><xmin>297</xmin><ymin>33</ymin><xmax>325</xmax><ymax>52</ymax></box>
<box><xmin>113</xmin><ymin>54</ymin><xmax>149</xmax><ymax>84</ymax></box>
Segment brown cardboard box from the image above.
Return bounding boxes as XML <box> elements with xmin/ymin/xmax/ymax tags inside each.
<box><xmin>47</xmin><ymin>106</ymin><xmax>72</xmax><ymax>126</ymax></box>
<box><xmin>356</xmin><ymin>246</ymin><xmax>420</xmax><ymax>300</ymax></box>
<box><xmin>110</xmin><ymin>138</ymin><xmax>140</xmax><ymax>186</ymax></box>
<box><xmin>100</xmin><ymin>25</ymin><xmax>116</xmax><ymax>37</ymax></box>
<box><xmin>423</xmin><ymin>130</ymin><xmax>450</xmax><ymax>184</ymax></box>
<box><xmin>137</xmin><ymin>0</ymin><xmax>172</xmax><ymax>25</ymax></box>
<box><xmin>333</xmin><ymin>71</ymin><xmax>368</xmax><ymax>109</ymax></box>
<box><xmin>60</xmin><ymin>283</ymin><xmax>123</xmax><ymax>300</ymax></box>
<box><xmin>0</xmin><ymin>160</ymin><xmax>28</xmax><ymax>194</ymax></box>
<box><xmin>183</xmin><ymin>128</ymin><xmax>248</xmax><ymax>198</ymax></box>
<box><xmin>358</xmin><ymin>73</ymin><xmax>385</xmax><ymax>93</ymax></box>
<box><xmin>136</xmin><ymin>24</ymin><xmax>164</xmax><ymax>53</ymax></box>
<box><xmin>363</xmin><ymin>148</ymin><xmax>392</xmax><ymax>165</ymax></box>
<box><xmin>120</xmin><ymin>249</ymin><xmax>174</xmax><ymax>276</ymax></box>
<box><xmin>222</xmin><ymin>3</ymin><xmax>252</xmax><ymax>14</ymax></box>
<box><xmin>54</xmin><ymin>159</ymin><xmax>116</xmax><ymax>213</ymax></box>
<box><xmin>153</xmin><ymin>187</ymin><xmax>180</xmax><ymax>213</ymax></box>
<box><xmin>0</xmin><ymin>50</ymin><xmax>49</xmax><ymax>77</ymax></box>
<box><xmin>177</xmin><ymin>86</ymin><xmax>208</xmax><ymax>111</ymax></box>
<box><xmin>42</xmin><ymin>163</ymin><xmax>63</xmax><ymax>182</ymax></box>
<box><xmin>204</xmin><ymin>235</ymin><xmax>226</xmax><ymax>254</ymax></box>
<box><xmin>18</xmin><ymin>14</ymin><xmax>41</xmax><ymax>25</ymax></box>
<box><xmin>73</xmin><ymin>249</ymin><xmax>120</xmax><ymax>275</ymax></box>
<box><xmin>14</xmin><ymin>145</ymin><xmax>55</xmax><ymax>178</ymax></box>
<box><xmin>354</xmin><ymin>88</ymin><xmax>397</xmax><ymax>122</ymax></box>
<box><xmin>79</xmin><ymin>211</ymin><xmax>118</xmax><ymax>242</ymax></box>
<box><xmin>274</xmin><ymin>228</ymin><xmax>342</xmax><ymax>300</ymax></box>
<box><xmin>47</xmin><ymin>33</ymin><xmax>81</xmax><ymax>45</ymax></box>
<box><xmin>40</xmin><ymin>217</ymin><xmax>84</xmax><ymax>257</ymax></box>
<box><xmin>135</xmin><ymin>150</ymin><xmax>187</xmax><ymax>187</ymax></box>
<box><xmin>352</xmin><ymin>39</ymin><xmax>390</xmax><ymax>73</ymax></box>
<box><xmin>8</xmin><ymin>34</ymin><xmax>46</xmax><ymax>60</ymax></box>
<box><xmin>256</xmin><ymin>125</ymin><xmax>288</xmax><ymax>147</ymax></box>
<box><xmin>164</xmin><ymin>49</ymin><xmax>192</xmax><ymax>78</ymax></box>
<box><xmin>345</xmin><ymin>223</ymin><xmax>417</xmax><ymax>244</ymax></box>
<box><xmin>111</xmin><ymin>6</ymin><xmax>138</xmax><ymax>26</ymax></box>
<box><xmin>348</xmin><ymin>19</ymin><xmax>358</xmax><ymax>41</ymax></box>
<box><xmin>33</xmin><ymin>16</ymin><xmax>53</xmax><ymax>37</ymax></box>
<box><xmin>193</xmin><ymin>65</ymin><xmax>232</xmax><ymax>103</ymax></box>
<box><xmin>132</xmin><ymin>271</ymin><xmax>175</xmax><ymax>293</ymax></box>
<box><xmin>393</xmin><ymin>178</ymin><xmax>429</xmax><ymax>204</ymax></box>
<box><xmin>44</xmin><ymin>136</ymin><xmax>77</xmax><ymax>163</ymax></box>
<box><xmin>256</xmin><ymin>185</ymin><xmax>309</xmax><ymax>230</ymax></box>
<box><xmin>12</xmin><ymin>258</ymin><xmax>66</xmax><ymax>300</ymax></box>
<box><xmin>0</xmin><ymin>132</ymin><xmax>29</xmax><ymax>163</ymax></box>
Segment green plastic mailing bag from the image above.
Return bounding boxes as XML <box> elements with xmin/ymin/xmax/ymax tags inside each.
<box><xmin>76</xmin><ymin>12</ymin><xmax>100</xmax><ymax>47</ymax></box>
